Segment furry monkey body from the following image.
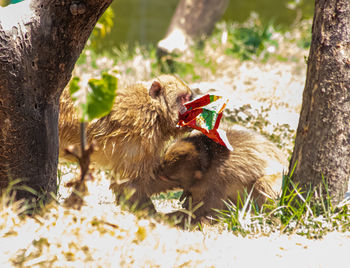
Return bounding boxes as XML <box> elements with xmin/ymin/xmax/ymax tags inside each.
<box><xmin>59</xmin><ymin>75</ymin><xmax>192</xmax><ymax>210</ymax></box>
<box><xmin>158</xmin><ymin>127</ymin><xmax>288</xmax><ymax>224</ymax></box>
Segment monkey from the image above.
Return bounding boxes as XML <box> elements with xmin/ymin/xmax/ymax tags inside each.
<box><xmin>59</xmin><ymin>75</ymin><xmax>193</xmax><ymax>212</ymax></box>
<box><xmin>156</xmin><ymin>126</ymin><xmax>288</xmax><ymax>225</ymax></box>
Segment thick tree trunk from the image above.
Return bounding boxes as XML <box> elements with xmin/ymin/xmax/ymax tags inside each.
<box><xmin>289</xmin><ymin>0</ymin><xmax>350</xmax><ymax>203</ymax></box>
<box><xmin>157</xmin><ymin>0</ymin><xmax>229</xmax><ymax>55</ymax></box>
<box><xmin>0</xmin><ymin>0</ymin><xmax>112</xmax><ymax>200</ymax></box>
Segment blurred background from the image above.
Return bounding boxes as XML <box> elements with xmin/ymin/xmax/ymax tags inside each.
<box><xmin>100</xmin><ymin>0</ymin><xmax>313</xmax><ymax>51</ymax></box>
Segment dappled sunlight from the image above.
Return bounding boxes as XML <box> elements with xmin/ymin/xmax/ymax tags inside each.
<box><xmin>2</xmin><ymin>0</ymin><xmax>350</xmax><ymax>265</ymax></box>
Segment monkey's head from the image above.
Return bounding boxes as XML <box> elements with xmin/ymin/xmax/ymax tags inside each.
<box><xmin>149</xmin><ymin>75</ymin><xmax>193</xmax><ymax>129</ymax></box>
<box><xmin>158</xmin><ymin>139</ymin><xmax>208</xmax><ymax>189</ymax></box>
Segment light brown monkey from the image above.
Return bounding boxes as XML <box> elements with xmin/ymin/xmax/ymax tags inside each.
<box><xmin>59</xmin><ymin>75</ymin><xmax>193</xmax><ymax>211</ymax></box>
<box><xmin>157</xmin><ymin>127</ymin><xmax>287</xmax><ymax>224</ymax></box>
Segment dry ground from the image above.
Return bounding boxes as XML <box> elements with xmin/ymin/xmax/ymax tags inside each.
<box><xmin>1</xmin><ymin>165</ymin><xmax>349</xmax><ymax>267</ymax></box>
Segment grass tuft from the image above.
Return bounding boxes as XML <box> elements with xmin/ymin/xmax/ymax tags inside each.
<box><xmin>213</xmin><ymin>170</ymin><xmax>350</xmax><ymax>238</ymax></box>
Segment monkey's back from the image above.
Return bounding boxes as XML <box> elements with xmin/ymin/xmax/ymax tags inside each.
<box><xmin>60</xmin><ymin>81</ymin><xmax>164</xmax><ymax>178</ymax></box>
<box><xmin>223</xmin><ymin>127</ymin><xmax>286</xmax><ymax>181</ymax></box>
<box><xmin>222</xmin><ymin>127</ymin><xmax>287</xmax><ymax>202</ymax></box>
<box><xmin>187</xmin><ymin>126</ymin><xmax>287</xmax><ymax>206</ymax></box>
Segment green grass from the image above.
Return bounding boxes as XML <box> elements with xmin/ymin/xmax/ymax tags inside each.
<box><xmin>211</xmin><ymin>171</ymin><xmax>350</xmax><ymax>238</ymax></box>
<box><xmin>224</xmin><ymin>22</ymin><xmax>279</xmax><ymax>61</ymax></box>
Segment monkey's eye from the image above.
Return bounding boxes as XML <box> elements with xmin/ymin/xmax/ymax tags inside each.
<box><xmin>178</xmin><ymin>93</ymin><xmax>192</xmax><ymax>105</ymax></box>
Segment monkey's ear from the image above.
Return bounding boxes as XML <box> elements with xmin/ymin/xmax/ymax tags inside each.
<box><xmin>149</xmin><ymin>81</ymin><xmax>162</xmax><ymax>99</ymax></box>
<box><xmin>194</xmin><ymin>170</ymin><xmax>203</xmax><ymax>180</ymax></box>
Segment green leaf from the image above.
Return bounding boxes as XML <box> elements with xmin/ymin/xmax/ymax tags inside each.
<box><xmin>69</xmin><ymin>77</ymin><xmax>81</xmax><ymax>99</ymax></box>
<box><xmin>68</xmin><ymin>73</ymin><xmax>117</xmax><ymax>122</ymax></box>
<box><xmin>85</xmin><ymin>73</ymin><xmax>117</xmax><ymax>121</ymax></box>
<box><xmin>0</xmin><ymin>0</ymin><xmax>24</xmax><ymax>7</ymax></box>
<box><xmin>88</xmin><ymin>7</ymin><xmax>114</xmax><ymax>50</ymax></box>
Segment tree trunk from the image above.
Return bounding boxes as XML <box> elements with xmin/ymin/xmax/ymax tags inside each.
<box><xmin>0</xmin><ymin>0</ymin><xmax>112</xmax><ymax>200</ymax></box>
<box><xmin>289</xmin><ymin>0</ymin><xmax>350</xmax><ymax>203</ymax></box>
<box><xmin>157</xmin><ymin>0</ymin><xmax>229</xmax><ymax>55</ymax></box>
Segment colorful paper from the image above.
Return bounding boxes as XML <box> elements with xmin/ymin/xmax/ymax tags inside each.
<box><xmin>178</xmin><ymin>94</ymin><xmax>233</xmax><ymax>151</ymax></box>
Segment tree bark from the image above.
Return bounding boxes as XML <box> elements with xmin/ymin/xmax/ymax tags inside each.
<box><xmin>0</xmin><ymin>0</ymin><xmax>112</xmax><ymax>200</ymax></box>
<box><xmin>289</xmin><ymin>0</ymin><xmax>350</xmax><ymax>203</ymax></box>
<box><xmin>157</xmin><ymin>0</ymin><xmax>229</xmax><ymax>55</ymax></box>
